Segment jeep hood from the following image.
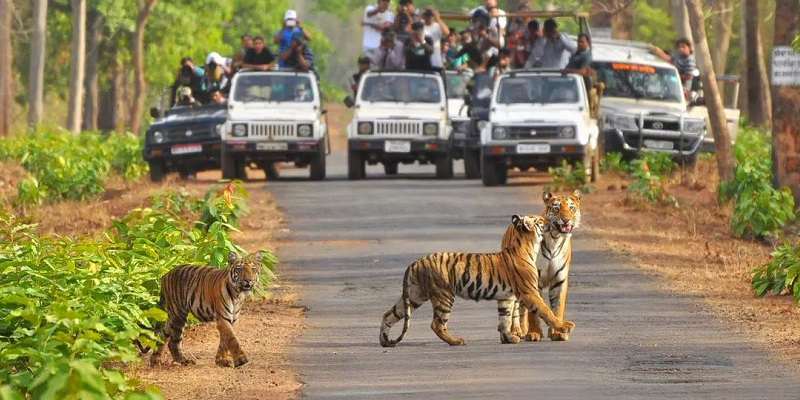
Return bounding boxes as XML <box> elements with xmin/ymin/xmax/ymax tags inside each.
<box><xmin>448</xmin><ymin>99</ymin><xmax>468</xmax><ymax>119</ymax></box>
<box><xmin>600</xmin><ymin>97</ymin><xmax>689</xmax><ymax>117</ymax></box>
<box><xmin>356</xmin><ymin>104</ymin><xmax>446</xmax><ymax>121</ymax></box>
<box><xmin>228</xmin><ymin>103</ymin><xmax>319</xmax><ymax>122</ymax></box>
<box><xmin>151</xmin><ymin>108</ymin><xmax>227</xmax><ymax>129</ymax></box>
<box><xmin>490</xmin><ymin>104</ymin><xmax>584</xmax><ymax>124</ymax></box>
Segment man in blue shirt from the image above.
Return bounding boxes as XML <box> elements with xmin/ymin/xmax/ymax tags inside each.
<box><xmin>279</xmin><ymin>32</ymin><xmax>316</xmax><ymax>73</ymax></box>
<box><xmin>274</xmin><ymin>10</ymin><xmax>312</xmax><ymax>68</ymax></box>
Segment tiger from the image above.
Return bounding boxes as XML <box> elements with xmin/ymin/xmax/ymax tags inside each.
<box><xmin>149</xmin><ymin>251</ymin><xmax>261</xmax><ymax>367</ymax></box>
<box><xmin>508</xmin><ymin>189</ymin><xmax>581</xmax><ymax>342</ymax></box>
<box><xmin>379</xmin><ymin>214</ymin><xmax>575</xmax><ymax>347</ymax></box>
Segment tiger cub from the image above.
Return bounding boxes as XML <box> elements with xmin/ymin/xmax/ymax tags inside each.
<box><xmin>509</xmin><ymin>190</ymin><xmax>581</xmax><ymax>342</ymax></box>
<box><xmin>379</xmin><ymin>215</ymin><xmax>575</xmax><ymax>347</ymax></box>
<box><xmin>150</xmin><ymin>252</ymin><xmax>261</xmax><ymax>367</ymax></box>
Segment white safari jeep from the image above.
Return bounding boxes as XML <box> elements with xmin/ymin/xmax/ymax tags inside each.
<box><xmin>344</xmin><ymin>70</ymin><xmax>452</xmax><ymax>179</ymax></box>
<box><xmin>480</xmin><ymin>70</ymin><xmax>599</xmax><ymax>187</ymax></box>
<box><xmin>223</xmin><ymin>70</ymin><xmax>328</xmax><ymax>180</ymax></box>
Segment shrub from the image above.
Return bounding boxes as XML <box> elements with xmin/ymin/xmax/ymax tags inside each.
<box><xmin>600</xmin><ymin>152</ymin><xmax>627</xmax><ymax>174</ymax></box>
<box><xmin>626</xmin><ymin>158</ymin><xmax>678</xmax><ymax>208</ymax></box>
<box><xmin>0</xmin><ymin>182</ymin><xmax>276</xmax><ymax>398</ymax></box>
<box><xmin>719</xmin><ymin>125</ymin><xmax>795</xmax><ymax>239</ymax></box>
<box><xmin>751</xmin><ymin>242</ymin><xmax>800</xmax><ymax>303</ymax></box>
<box><xmin>547</xmin><ymin>160</ymin><xmax>593</xmax><ymax>193</ymax></box>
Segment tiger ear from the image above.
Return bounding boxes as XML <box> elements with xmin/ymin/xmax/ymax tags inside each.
<box><xmin>252</xmin><ymin>251</ymin><xmax>262</xmax><ymax>264</ymax></box>
<box><xmin>571</xmin><ymin>189</ymin><xmax>582</xmax><ymax>200</ymax></box>
<box><xmin>511</xmin><ymin>214</ymin><xmax>521</xmax><ymax>226</ymax></box>
<box><xmin>227</xmin><ymin>251</ymin><xmax>239</xmax><ymax>265</ymax></box>
<box><xmin>542</xmin><ymin>191</ymin><xmax>553</xmax><ymax>204</ymax></box>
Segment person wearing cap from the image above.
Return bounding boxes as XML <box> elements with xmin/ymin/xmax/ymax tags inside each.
<box><xmin>421</xmin><ymin>7</ymin><xmax>450</xmax><ymax>71</ymax></box>
<box><xmin>362</xmin><ymin>0</ymin><xmax>395</xmax><ymax>58</ymax></box>
<box><xmin>405</xmin><ymin>21</ymin><xmax>435</xmax><ymax>71</ymax></box>
<box><xmin>469</xmin><ymin>0</ymin><xmax>507</xmax><ymax>46</ymax></box>
<box><xmin>370</xmin><ymin>29</ymin><xmax>405</xmax><ymax>70</ymax></box>
<box><xmin>274</xmin><ymin>10</ymin><xmax>312</xmax><ymax>68</ymax></box>
<box><xmin>279</xmin><ymin>31</ymin><xmax>315</xmax><ymax>72</ymax></box>
<box><xmin>176</xmin><ymin>87</ymin><xmax>201</xmax><ymax>107</ymax></box>
<box><xmin>243</xmin><ymin>36</ymin><xmax>276</xmax><ymax>71</ymax></box>
<box><xmin>393</xmin><ymin>0</ymin><xmax>419</xmax><ymax>44</ymax></box>
<box><xmin>170</xmin><ymin>57</ymin><xmax>207</xmax><ymax>106</ymax></box>
<box><xmin>350</xmin><ymin>56</ymin><xmax>372</xmax><ymax>95</ymax></box>
<box><xmin>204</xmin><ymin>52</ymin><xmax>233</xmax><ymax>92</ymax></box>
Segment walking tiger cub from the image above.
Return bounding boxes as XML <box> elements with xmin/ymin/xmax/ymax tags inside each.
<box><xmin>509</xmin><ymin>190</ymin><xmax>581</xmax><ymax>342</ymax></box>
<box><xmin>149</xmin><ymin>252</ymin><xmax>261</xmax><ymax>367</ymax></box>
<box><xmin>379</xmin><ymin>215</ymin><xmax>575</xmax><ymax>347</ymax></box>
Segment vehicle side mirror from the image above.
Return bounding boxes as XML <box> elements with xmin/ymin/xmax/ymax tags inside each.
<box><xmin>149</xmin><ymin>107</ymin><xmax>163</xmax><ymax>119</ymax></box>
<box><xmin>343</xmin><ymin>96</ymin><xmax>355</xmax><ymax>108</ymax></box>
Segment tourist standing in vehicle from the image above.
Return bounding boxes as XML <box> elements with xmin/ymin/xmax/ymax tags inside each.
<box><xmin>405</xmin><ymin>21</ymin><xmax>435</xmax><ymax>71</ymax></box>
<box><xmin>525</xmin><ymin>18</ymin><xmax>576</xmax><ymax>69</ymax></box>
<box><xmin>350</xmin><ymin>56</ymin><xmax>372</xmax><ymax>95</ymax></box>
<box><xmin>209</xmin><ymin>89</ymin><xmax>227</xmax><ymax>105</ymax></box>
<box><xmin>490</xmin><ymin>48</ymin><xmax>511</xmax><ymax>80</ymax></box>
<box><xmin>242</xmin><ymin>36</ymin><xmax>276</xmax><ymax>71</ymax></box>
<box><xmin>393</xmin><ymin>0</ymin><xmax>418</xmax><ymax>44</ymax></box>
<box><xmin>280</xmin><ymin>32</ymin><xmax>315</xmax><ymax>73</ymax></box>
<box><xmin>649</xmin><ymin>38</ymin><xmax>698</xmax><ymax>77</ymax></box>
<box><xmin>233</xmin><ymin>34</ymin><xmax>252</xmax><ymax>70</ymax></box>
<box><xmin>370</xmin><ymin>29</ymin><xmax>405</xmax><ymax>70</ymax></box>
<box><xmin>564</xmin><ymin>34</ymin><xmax>592</xmax><ymax>74</ymax></box>
<box><xmin>445</xmin><ymin>31</ymin><xmax>468</xmax><ymax>71</ymax></box>
<box><xmin>274</xmin><ymin>10</ymin><xmax>312</xmax><ymax>68</ymax></box>
<box><xmin>362</xmin><ymin>0</ymin><xmax>394</xmax><ymax>58</ymax></box>
<box><xmin>470</xmin><ymin>0</ymin><xmax>506</xmax><ymax>47</ymax></box>
<box><xmin>170</xmin><ymin>57</ymin><xmax>206</xmax><ymax>106</ymax></box>
<box><xmin>421</xmin><ymin>8</ymin><xmax>450</xmax><ymax>71</ymax></box>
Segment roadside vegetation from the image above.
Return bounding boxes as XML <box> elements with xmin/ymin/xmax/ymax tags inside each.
<box><xmin>0</xmin><ymin>181</ymin><xmax>276</xmax><ymax>399</ymax></box>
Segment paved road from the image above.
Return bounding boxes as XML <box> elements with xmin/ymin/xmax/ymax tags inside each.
<box><xmin>270</xmin><ymin>151</ymin><xmax>800</xmax><ymax>399</ymax></box>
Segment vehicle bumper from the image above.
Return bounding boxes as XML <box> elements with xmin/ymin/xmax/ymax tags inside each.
<box><xmin>348</xmin><ymin>138</ymin><xmax>451</xmax><ymax>154</ymax></box>
<box><xmin>142</xmin><ymin>141</ymin><xmax>221</xmax><ymax>164</ymax></box>
<box><xmin>606</xmin><ymin>128</ymin><xmax>704</xmax><ymax>155</ymax></box>
<box><xmin>223</xmin><ymin>139</ymin><xmax>324</xmax><ymax>154</ymax></box>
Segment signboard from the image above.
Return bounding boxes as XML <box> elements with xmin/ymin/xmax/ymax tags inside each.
<box><xmin>772</xmin><ymin>46</ymin><xmax>800</xmax><ymax>86</ymax></box>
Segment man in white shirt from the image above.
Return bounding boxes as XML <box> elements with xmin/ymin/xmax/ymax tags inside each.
<box><xmin>421</xmin><ymin>8</ymin><xmax>450</xmax><ymax>70</ymax></box>
<box><xmin>362</xmin><ymin>0</ymin><xmax>395</xmax><ymax>57</ymax></box>
<box><xmin>525</xmin><ymin>18</ymin><xmax>576</xmax><ymax>69</ymax></box>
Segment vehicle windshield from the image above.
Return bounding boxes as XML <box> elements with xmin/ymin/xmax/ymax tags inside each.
<box><xmin>232</xmin><ymin>74</ymin><xmax>314</xmax><ymax>103</ymax></box>
<box><xmin>495</xmin><ymin>75</ymin><xmax>580</xmax><ymax>105</ymax></box>
<box><xmin>360</xmin><ymin>75</ymin><xmax>442</xmax><ymax>103</ymax></box>
<box><xmin>445</xmin><ymin>73</ymin><xmax>471</xmax><ymax>99</ymax></box>
<box><xmin>594</xmin><ymin>62</ymin><xmax>683</xmax><ymax>103</ymax></box>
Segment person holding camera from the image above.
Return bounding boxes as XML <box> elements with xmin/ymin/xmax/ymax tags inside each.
<box><xmin>170</xmin><ymin>57</ymin><xmax>207</xmax><ymax>106</ymax></box>
<box><xmin>274</xmin><ymin>10</ymin><xmax>312</xmax><ymax>68</ymax></box>
<box><xmin>421</xmin><ymin>7</ymin><xmax>450</xmax><ymax>70</ymax></box>
<box><xmin>405</xmin><ymin>21</ymin><xmax>435</xmax><ymax>71</ymax></box>
<box><xmin>279</xmin><ymin>31</ymin><xmax>315</xmax><ymax>73</ymax></box>
<box><xmin>525</xmin><ymin>18</ymin><xmax>576</xmax><ymax>69</ymax></box>
<box><xmin>370</xmin><ymin>29</ymin><xmax>405</xmax><ymax>70</ymax></box>
<box><xmin>393</xmin><ymin>0</ymin><xmax>419</xmax><ymax>44</ymax></box>
<box><xmin>363</xmin><ymin>0</ymin><xmax>395</xmax><ymax>57</ymax></box>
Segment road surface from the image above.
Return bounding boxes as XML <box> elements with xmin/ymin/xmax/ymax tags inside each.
<box><xmin>270</xmin><ymin>151</ymin><xmax>800</xmax><ymax>399</ymax></box>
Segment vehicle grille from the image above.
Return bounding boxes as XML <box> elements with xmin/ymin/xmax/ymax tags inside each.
<box><xmin>451</xmin><ymin>120</ymin><xmax>470</xmax><ymax>134</ymax></box>
<box><xmin>508</xmin><ymin>126</ymin><xmax>562</xmax><ymax>140</ymax></box>
<box><xmin>641</xmin><ymin>119</ymin><xmax>680</xmax><ymax>131</ymax></box>
<box><xmin>375</xmin><ymin>121</ymin><xmax>422</xmax><ymax>136</ymax></box>
<box><xmin>165</xmin><ymin>126</ymin><xmax>213</xmax><ymax>141</ymax></box>
<box><xmin>622</xmin><ymin>135</ymin><xmax>696</xmax><ymax>152</ymax></box>
<box><xmin>250</xmin><ymin>123</ymin><xmax>296</xmax><ymax>138</ymax></box>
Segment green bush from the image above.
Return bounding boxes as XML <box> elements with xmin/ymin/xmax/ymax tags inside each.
<box><xmin>600</xmin><ymin>152</ymin><xmax>627</xmax><ymax>174</ymax></box>
<box><xmin>751</xmin><ymin>242</ymin><xmax>800</xmax><ymax>303</ymax></box>
<box><xmin>719</xmin><ymin>125</ymin><xmax>795</xmax><ymax>239</ymax></box>
<box><xmin>547</xmin><ymin>160</ymin><xmax>593</xmax><ymax>193</ymax></box>
<box><xmin>0</xmin><ymin>182</ymin><xmax>276</xmax><ymax>399</ymax></box>
<box><xmin>626</xmin><ymin>157</ymin><xmax>678</xmax><ymax>208</ymax></box>
<box><xmin>0</xmin><ymin>128</ymin><xmax>148</xmax><ymax>208</ymax></box>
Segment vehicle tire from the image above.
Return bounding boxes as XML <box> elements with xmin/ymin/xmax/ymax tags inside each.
<box><xmin>481</xmin><ymin>155</ymin><xmax>503</xmax><ymax>187</ymax></box>
<box><xmin>463</xmin><ymin>149</ymin><xmax>481</xmax><ymax>179</ymax></box>
<box><xmin>148</xmin><ymin>161</ymin><xmax>166</xmax><ymax>182</ymax></box>
<box><xmin>348</xmin><ymin>150</ymin><xmax>366</xmax><ymax>180</ymax></box>
<box><xmin>602</xmin><ymin>130</ymin><xmax>623</xmax><ymax>156</ymax></box>
<box><xmin>264</xmin><ymin>162</ymin><xmax>278</xmax><ymax>180</ymax></box>
<box><xmin>383</xmin><ymin>161</ymin><xmax>399</xmax><ymax>176</ymax></box>
<box><xmin>310</xmin><ymin>143</ymin><xmax>326</xmax><ymax>181</ymax></box>
<box><xmin>435</xmin><ymin>152</ymin><xmax>454</xmax><ymax>179</ymax></box>
<box><xmin>221</xmin><ymin>150</ymin><xmax>237</xmax><ymax>180</ymax></box>
<box><xmin>498</xmin><ymin>167</ymin><xmax>508</xmax><ymax>184</ymax></box>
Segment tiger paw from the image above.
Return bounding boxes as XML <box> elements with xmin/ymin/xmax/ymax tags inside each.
<box><xmin>552</xmin><ymin>320</ymin><xmax>575</xmax><ymax>334</ymax></box>
<box><xmin>148</xmin><ymin>355</ymin><xmax>161</xmax><ymax>367</ymax></box>
<box><xmin>500</xmin><ymin>333</ymin><xmax>521</xmax><ymax>344</ymax></box>
<box><xmin>548</xmin><ymin>330</ymin><xmax>569</xmax><ymax>341</ymax></box>
<box><xmin>234</xmin><ymin>354</ymin><xmax>249</xmax><ymax>367</ymax></box>
<box><xmin>449</xmin><ymin>338</ymin><xmax>467</xmax><ymax>346</ymax></box>
<box><xmin>215</xmin><ymin>358</ymin><xmax>233</xmax><ymax>367</ymax></box>
<box><xmin>176</xmin><ymin>357</ymin><xmax>196</xmax><ymax>366</ymax></box>
<box><xmin>523</xmin><ymin>331</ymin><xmax>543</xmax><ymax>341</ymax></box>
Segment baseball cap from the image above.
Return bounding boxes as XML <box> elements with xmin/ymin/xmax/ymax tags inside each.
<box><xmin>284</xmin><ymin>10</ymin><xmax>297</xmax><ymax>20</ymax></box>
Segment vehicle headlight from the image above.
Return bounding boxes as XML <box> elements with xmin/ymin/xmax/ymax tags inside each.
<box><xmin>477</xmin><ymin>120</ymin><xmax>488</xmax><ymax>131</ymax></box>
<box><xmin>683</xmin><ymin>119</ymin><xmax>705</xmax><ymax>135</ymax></box>
<box><xmin>558</xmin><ymin>126</ymin><xmax>576</xmax><ymax>139</ymax></box>
<box><xmin>423</xmin><ymin>123</ymin><xmax>439</xmax><ymax>136</ymax></box>
<box><xmin>233</xmin><ymin>124</ymin><xmax>248</xmax><ymax>137</ymax></box>
<box><xmin>298</xmin><ymin>124</ymin><xmax>313</xmax><ymax>137</ymax></box>
<box><xmin>214</xmin><ymin>124</ymin><xmax>223</xmax><ymax>135</ymax></box>
<box><xmin>358</xmin><ymin>122</ymin><xmax>374</xmax><ymax>135</ymax></box>
<box><xmin>492</xmin><ymin>126</ymin><xmax>507</xmax><ymax>139</ymax></box>
<box><xmin>606</xmin><ymin>114</ymin><xmax>637</xmax><ymax>131</ymax></box>
<box><xmin>153</xmin><ymin>131</ymin><xmax>164</xmax><ymax>143</ymax></box>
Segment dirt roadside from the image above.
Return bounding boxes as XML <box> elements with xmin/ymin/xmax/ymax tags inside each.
<box><xmin>522</xmin><ymin>160</ymin><xmax>800</xmax><ymax>365</ymax></box>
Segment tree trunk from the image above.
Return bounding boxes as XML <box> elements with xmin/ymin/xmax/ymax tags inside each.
<box><xmin>28</xmin><ymin>0</ymin><xmax>47</xmax><ymax>130</ymax></box>
<box><xmin>744</xmin><ymin>0</ymin><xmax>772</xmax><ymax>128</ymax></box>
<box><xmin>590</xmin><ymin>1</ymin><xmax>633</xmax><ymax>40</ymax></box>
<box><xmin>114</xmin><ymin>63</ymin><xmax>127</xmax><ymax>133</ymax></box>
<box><xmin>129</xmin><ymin>0</ymin><xmax>157</xmax><ymax>136</ymax></box>
<box><xmin>670</xmin><ymin>0</ymin><xmax>693</xmax><ymax>42</ymax></box>
<box><xmin>686</xmin><ymin>0</ymin><xmax>734</xmax><ymax>183</ymax></box>
<box><xmin>66</xmin><ymin>0</ymin><xmax>87</xmax><ymax>134</ymax></box>
<box><xmin>611</xmin><ymin>1</ymin><xmax>633</xmax><ymax>40</ymax></box>
<box><xmin>83</xmin><ymin>10</ymin><xmax>102</xmax><ymax>131</ymax></box>
<box><xmin>710</xmin><ymin>0</ymin><xmax>734</xmax><ymax>99</ymax></box>
<box><xmin>737</xmin><ymin>9</ymin><xmax>749</xmax><ymax>114</ymax></box>
<box><xmin>0</xmin><ymin>0</ymin><xmax>12</xmax><ymax>137</ymax></box>
<box><xmin>771</xmin><ymin>0</ymin><xmax>800</xmax><ymax>201</ymax></box>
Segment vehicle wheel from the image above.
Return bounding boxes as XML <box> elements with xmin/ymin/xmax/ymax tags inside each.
<box><xmin>264</xmin><ymin>162</ymin><xmax>279</xmax><ymax>180</ymax></box>
<box><xmin>463</xmin><ymin>149</ymin><xmax>481</xmax><ymax>179</ymax></box>
<box><xmin>481</xmin><ymin>154</ymin><xmax>503</xmax><ymax>187</ymax></box>
<box><xmin>383</xmin><ymin>161</ymin><xmax>399</xmax><ymax>176</ymax></box>
<box><xmin>498</xmin><ymin>167</ymin><xmax>508</xmax><ymax>184</ymax></box>
<box><xmin>221</xmin><ymin>150</ymin><xmax>237</xmax><ymax>180</ymax></box>
<box><xmin>348</xmin><ymin>150</ymin><xmax>366</xmax><ymax>180</ymax></box>
<box><xmin>310</xmin><ymin>143</ymin><xmax>326</xmax><ymax>181</ymax></box>
<box><xmin>602</xmin><ymin>130</ymin><xmax>623</xmax><ymax>156</ymax></box>
<box><xmin>148</xmin><ymin>161</ymin><xmax>166</xmax><ymax>182</ymax></box>
<box><xmin>435</xmin><ymin>152</ymin><xmax>454</xmax><ymax>179</ymax></box>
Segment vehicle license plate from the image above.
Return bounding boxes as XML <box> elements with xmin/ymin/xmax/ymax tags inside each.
<box><xmin>171</xmin><ymin>144</ymin><xmax>202</xmax><ymax>155</ymax></box>
<box><xmin>384</xmin><ymin>141</ymin><xmax>411</xmax><ymax>153</ymax></box>
<box><xmin>257</xmin><ymin>142</ymin><xmax>288</xmax><ymax>151</ymax></box>
<box><xmin>643</xmin><ymin>140</ymin><xmax>674</xmax><ymax>150</ymax></box>
<box><xmin>516</xmin><ymin>144</ymin><xmax>550</xmax><ymax>154</ymax></box>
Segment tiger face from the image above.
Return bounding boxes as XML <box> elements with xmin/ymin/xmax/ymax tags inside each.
<box><xmin>227</xmin><ymin>252</ymin><xmax>262</xmax><ymax>292</ymax></box>
<box><xmin>511</xmin><ymin>214</ymin><xmax>548</xmax><ymax>238</ymax></box>
<box><xmin>542</xmin><ymin>189</ymin><xmax>582</xmax><ymax>234</ymax></box>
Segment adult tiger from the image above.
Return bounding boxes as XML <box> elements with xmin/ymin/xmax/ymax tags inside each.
<box><xmin>379</xmin><ymin>215</ymin><xmax>575</xmax><ymax>347</ymax></box>
<box><xmin>508</xmin><ymin>189</ymin><xmax>581</xmax><ymax>342</ymax></box>
<box><xmin>149</xmin><ymin>252</ymin><xmax>261</xmax><ymax>367</ymax></box>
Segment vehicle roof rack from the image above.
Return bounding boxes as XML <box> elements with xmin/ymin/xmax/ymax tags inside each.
<box><xmin>369</xmin><ymin>69</ymin><xmax>443</xmax><ymax>76</ymax></box>
<box><xmin>439</xmin><ymin>10</ymin><xmax>589</xmax><ymax>20</ymax></box>
<box><xmin>237</xmin><ymin>68</ymin><xmax>312</xmax><ymax>76</ymax></box>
